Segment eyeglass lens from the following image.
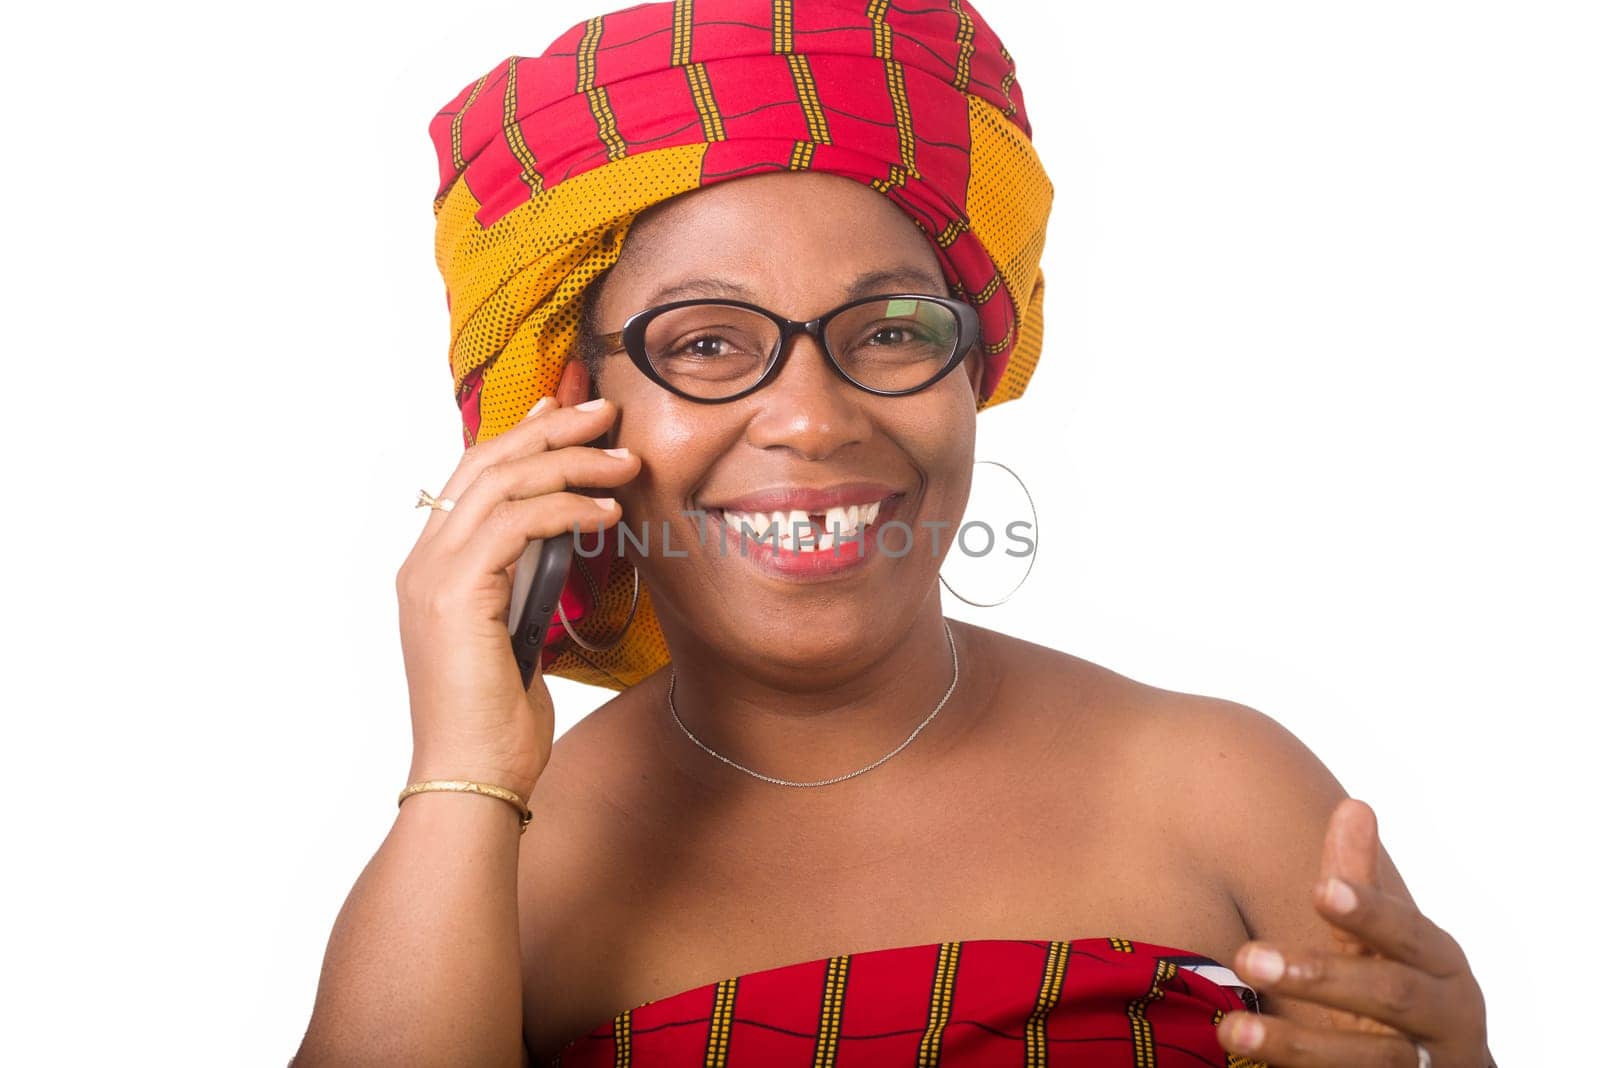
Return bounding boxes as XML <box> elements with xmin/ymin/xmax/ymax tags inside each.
<box><xmin>640</xmin><ymin>297</ymin><xmax>960</xmax><ymax>399</ymax></box>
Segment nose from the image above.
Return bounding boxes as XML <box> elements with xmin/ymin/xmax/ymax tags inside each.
<box><xmin>742</xmin><ymin>330</ymin><xmax>872</xmax><ymax>460</ymax></box>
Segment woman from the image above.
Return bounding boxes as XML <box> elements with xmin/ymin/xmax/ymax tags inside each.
<box><xmin>295</xmin><ymin>2</ymin><xmax>1493</xmax><ymax>1065</ymax></box>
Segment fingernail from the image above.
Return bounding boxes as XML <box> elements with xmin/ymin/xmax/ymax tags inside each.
<box><xmin>592</xmin><ymin>497</ymin><xmax>616</xmax><ymax>509</ymax></box>
<box><xmin>575</xmin><ymin>398</ymin><xmax>606</xmax><ymax>411</ymax></box>
<box><xmin>603</xmin><ymin>447</ymin><xmax>630</xmax><ymax>458</ymax></box>
<box><xmin>1241</xmin><ymin>945</ymin><xmax>1284</xmax><ymax>983</ymax></box>
<box><xmin>1224</xmin><ymin>1015</ymin><xmax>1264</xmax><ymax>1052</ymax></box>
<box><xmin>1320</xmin><ymin>877</ymin><xmax>1358</xmax><ymax>914</ymax></box>
<box><xmin>523</xmin><ymin>397</ymin><xmax>554</xmax><ymax>420</ymax></box>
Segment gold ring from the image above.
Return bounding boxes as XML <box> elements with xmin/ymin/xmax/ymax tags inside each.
<box><xmin>416</xmin><ymin>489</ymin><xmax>456</xmax><ymax>512</ymax></box>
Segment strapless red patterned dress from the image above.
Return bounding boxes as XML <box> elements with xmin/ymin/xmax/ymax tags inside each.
<box><xmin>553</xmin><ymin>936</ymin><xmax>1266</xmax><ymax>1067</ymax></box>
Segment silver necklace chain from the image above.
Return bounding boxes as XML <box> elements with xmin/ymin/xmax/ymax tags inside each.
<box><xmin>665</xmin><ymin>621</ymin><xmax>960</xmax><ymax>788</ymax></box>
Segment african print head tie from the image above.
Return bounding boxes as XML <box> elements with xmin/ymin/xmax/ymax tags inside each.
<box><xmin>431</xmin><ymin>0</ymin><xmax>1053</xmax><ymax>689</ymax></box>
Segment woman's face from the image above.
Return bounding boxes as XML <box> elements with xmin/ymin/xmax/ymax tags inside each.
<box><xmin>589</xmin><ymin>171</ymin><xmax>983</xmax><ymax>675</ymax></box>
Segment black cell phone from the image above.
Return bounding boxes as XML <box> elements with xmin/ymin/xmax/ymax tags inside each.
<box><xmin>507</xmin><ymin>534</ymin><xmax>575</xmax><ymax>689</ymax></box>
<box><xmin>507</xmin><ymin>393</ymin><xmax>613</xmax><ymax>687</ymax></box>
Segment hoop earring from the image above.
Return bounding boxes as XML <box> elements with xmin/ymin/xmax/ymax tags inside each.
<box><xmin>556</xmin><ymin>556</ymin><xmax>641</xmax><ymax>653</ymax></box>
<box><xmin>938</xmin><ymin>459</ymin><xmax>1040</xmax><ymax>608</ymax></box>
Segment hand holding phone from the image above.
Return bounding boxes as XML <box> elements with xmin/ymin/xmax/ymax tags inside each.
<box><xmin>395</xmin><ymin>385</ymin><xmax>638</xmax><ymax>798</ymax></box>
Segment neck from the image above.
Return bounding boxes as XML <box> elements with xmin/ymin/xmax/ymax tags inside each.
<box><xmin>651</xmin><ymin>593</ymin><xmax>983</xmax><ymax>791</ymax></box>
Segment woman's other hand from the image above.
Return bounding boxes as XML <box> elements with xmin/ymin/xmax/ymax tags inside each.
<box><xmin>1218</xmin><ymin>799</ymin><xmax>1493</xmax><ymax>1067</ymax></box>
<box><xmin>394</xmin><ymin>363</ymin><xmax>638</xmax><ymax>801</ymax></box>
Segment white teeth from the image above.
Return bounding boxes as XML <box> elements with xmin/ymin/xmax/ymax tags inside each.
<box><xmin>717</xmin><ymin>497</ymin><xmax>890</xmax><ymax>552</ymax></box>
<box><xmin>783</xmin><ymin>510</ymin><xmax>811</xmax><ymax>548</ymax></box>
<box><xmin>722</xmin><ymin>509</ymin><xmax>773</xmax><ymax>537</ymax></box>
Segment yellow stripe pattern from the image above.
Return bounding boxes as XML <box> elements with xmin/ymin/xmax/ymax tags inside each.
<box><xmin>1126</xmin><ymin>958</ymin><xmax>1176</xmax><ymax>1068</ymax></box>
<box><xmin>867</xmin><ymin>0</ymin><xmax>893</xmax><ymax>60</ymax></box>
<box><xmin>588</xmin><ymin>89</ymin><xmax>627</xmax><ymax>160</ymax></box>
<box><xmin>773</xmin><ymin>0</ymin><xmax>793</xmax><ymax>53</ymax></box>
<box><xmin>685</xmin><ymin>62</ymin><xmax>726</xmax><ymax>142</ymax></box>
<box><xmin>999</xmin><ymin>45</ymin><xmax>1018</xmax><ymax>116</ymax></box>
<box><xmin>949</xmin><ymin>0</ymin><xmax>975</xmax><ymax>91</ymax></box>
<box><xmin>578</xmin><ymin>19</ymin><xmax>628</xmax><ymax>161</ymax></box>
<box><xmin>811</xmin><ymin>954</ymin><xmax>849</xmax><ymax>1068</ymax></box>
<box><xmin>613</xmin><ymin>1007</ymin><xmax>633</xmax><ymax>1065</ymax></box>
<box><xmin>868</xmin><ymin>51</ymin><xmax>919</xmax><ymax>192</ymax></box>
<box><xmin>787</xmin><ymin>54</ymin><xmax>831</xmax><ymax>142</ymax></box>
<box><xmin>870</xmin><ymin>166</ymin><xmax>907</xmax><ymax>194</ymax></box>
<box><xmin>576</xmin><ymin>17</ymin><xmax>603</xmax><ymax>89</ymax></box>
<box><xmin>451</xmin><ymin>73</ymin><xmax>489</xmax><ymax>174</ymax></box>
<box><xmin>1024</xmin><ymin>941</ymin><xmax>1070</xmax><ymax>1067</ymax></box>
<box><xmin>501</xmin><ymin>58</ymin><xmax>543</xmax><ymax>195</ymax></box>
<box><xmin>704</xmin><ymin>976</ymin><xmax>737</xmax><ymax>1066</ymax></box>
<box><xmin>788</xmin><ymin>140</ymin><xmax>816</xmax><ymax>169</ymax></box>
<box><xmin>982</xmin><ymin>322</ymin><xmax>1016</xmax><ymax>355</ymax></box>
<box><xmin>861</xmin><ymin>0</ymin><xmax>912</xmax><ymax>192</ymax></box>
<box><xmin>886</xmin><ymin>61</ymin><xmax>917</xmax><ymax>178</ymax></box>
<box><xmin>916</xmin><ymin>941</ymin><xmax>961</xmax><ymax>1066</ymax></box>
<box><xmin>672</xmin><ymin>0</ymin><xmax>694</xmax><ymax>66</ymax></box>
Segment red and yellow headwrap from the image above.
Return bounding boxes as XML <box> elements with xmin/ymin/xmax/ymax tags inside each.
<box><xmin>431</xmin><ymin>0</ymin><xmax>1052</xmax><ymax>689</ymax></box>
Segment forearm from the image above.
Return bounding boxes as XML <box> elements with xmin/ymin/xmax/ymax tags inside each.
<box><xmin>293</xmin><ymin>791</ymin><xmax>528</xmax><ymax>1067</ymax></box>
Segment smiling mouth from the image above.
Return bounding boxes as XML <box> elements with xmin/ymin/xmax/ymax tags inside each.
<box><xmin>707</xmin><ymin>496</ymin><xmax>898</xmax><ymax>553</ymax></box>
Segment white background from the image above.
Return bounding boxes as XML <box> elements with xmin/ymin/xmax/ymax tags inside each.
<box><xmin>3</xmin><ymin>0</ymin><xmax>1593</xmax><ymax>1062</ymax></box>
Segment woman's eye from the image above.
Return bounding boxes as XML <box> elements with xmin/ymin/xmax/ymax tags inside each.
<box><xmin>867</xmin><ymin>324</ymin><xmax>917</xmax><ymax>345</ymax></box>
<box><xmin>656</xmin><ymin>331</ymin><xmax>763</xmax><ymax>368</ymax></box>
<box><xmin>680</xmin><ymin>336</ymin><xmax>730</xmax><ymax>358</ymax></box>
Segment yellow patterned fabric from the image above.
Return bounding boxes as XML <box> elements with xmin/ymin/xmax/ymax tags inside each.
<box><xmin>430</xmin><ymin>0</ymin><xmax>1053</xmax><ymax>689</ymax></box>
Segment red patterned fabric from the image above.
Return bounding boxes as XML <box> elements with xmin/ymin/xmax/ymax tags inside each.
<box><xmin>552</xmin><ymin>937</ymin><xmax>1265</xmax><ymax>1067</ymax></box>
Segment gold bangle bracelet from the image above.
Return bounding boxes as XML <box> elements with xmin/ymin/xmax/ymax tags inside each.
<box><xmin>397</xmin><ymin>779</ymin><xmax>533</xmax><ymax>833</ymax></box>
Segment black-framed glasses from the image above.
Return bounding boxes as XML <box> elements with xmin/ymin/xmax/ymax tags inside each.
<box><xmin>597</xmin><ymin>293</ymin><xmax>981</xmax><ymax>403</ymax></box>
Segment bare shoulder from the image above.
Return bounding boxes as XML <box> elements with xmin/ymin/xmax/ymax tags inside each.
<box><xmin>997</xmin><ymin>636</ymin><xmax>1430</xmax><ymax>1028</ymax></box>
<box><xmin>516</xmin><ymin>673</ymin><xmax>673</xmax><ymax>875</ymax></box>
<box><xmin>524</xmin><ymin>681</ymin><xmax>650</xmax><ymax>805</ymax></box>
<box><xmin>977</xmin><ymin>625</ymin><xmax>1354</xmax><ymax>928</ymax></box>
<box><xmin>513</xmin><ymin>684</ymin><xmax>633</xmax><ymax>924</ymax></box>
<box><xmin>1125</xmin><ymin>677</ymin><xmax>1353</xmax><ymax>916</ymax></box>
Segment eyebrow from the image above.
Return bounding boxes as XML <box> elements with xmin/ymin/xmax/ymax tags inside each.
<box><xmin>640</xmin><ymin>265</ymin><xmax>950</xmax><ymax>308</ymax></box>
